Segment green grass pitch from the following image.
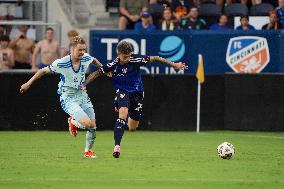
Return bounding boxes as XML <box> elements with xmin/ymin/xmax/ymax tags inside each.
<box><xmin>0</xmin><ymin>131</ymin><xmax>284</xmax><ymax>189</ymax></box>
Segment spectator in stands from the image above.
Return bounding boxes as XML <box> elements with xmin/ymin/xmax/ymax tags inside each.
<box><xmin>31</xmin><ymin>27</ymin><xmax>60</xmax><ymax>70</ymax></box>
<box><xmin>134</xmin><ymin>11</ymin><xmax>156</xmax><ymax>31</ymax></box>
<box><xmin>62</xmin><ymin>30</ymin><xmax>79</xmax><ymax>56</ymax></box>
<box><xmin>158</xmin><ymin>7</ymin><xmax>179</xmax><ymax>30</ymax></box>
<box><xmin>276</xmin><ymin>0</ymin><xmax>284</xmax><ymax>28</ymax></box>
<box><xmin>210</xmin><ymin>14</ymin><xmax>231</xmax><ymax>30</ymax></box>
<box><xmin>118</xmin><ymin>0</ymin><xmax>149</xmax><ymax>30</ymax></box>
<box><xmin>171</xmin><ymin>0</ymin><xmax>192</xmax><ymax>28</ymax></box>
<box><xmin>182</xmin><ymin>7</ymin><xmax>207</xmax><ymax>29</ymax></box>
<box><xmin>9</xmin><ymin>25</ymin><xmax>34</xmax><ymax>69</ymax></box>
<box><xmin>262</xmin><ymin>11</ymin><xmax>281</xmax><ymax>29</ymax></box>
<box><xmin>149</xmin><ymin>0</ymin><xmax>172</xmax><ymax>26</ymax></box>
<box><xmin>236</xmin><ymin>15</ymin><xmax>255</xmax><ymax>30</ymax></box>
<box><xmin>0</xmin><ymin>35</ymin><xmax>14</xmax><ymax>70</ymax></box>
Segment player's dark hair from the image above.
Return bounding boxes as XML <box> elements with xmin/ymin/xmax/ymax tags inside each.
<box><xmin>116</xmin><ymin>41</ymin><xmax>133</xmax><ymax>54</ymax></box>
<box><xmin>70</xmin><ymin>36</ymin><xmax>86</xmax><ymax>47</ymax></box>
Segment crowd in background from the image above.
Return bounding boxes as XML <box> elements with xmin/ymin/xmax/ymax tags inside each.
<box><xmin>0</xmin><ymin>27</ymin><xmax>79</xmax><ymax>71</ymax></box>
<box><xmin>118</xmin><ymin>0</ymin><xmax>284</xmax><ymax>31</ymax></box>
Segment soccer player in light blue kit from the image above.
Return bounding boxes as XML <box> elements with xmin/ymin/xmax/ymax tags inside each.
<box><xmin>20</xmin><ymin>36</ymin><xmax>103</xmax><ymax>158</ymax></box>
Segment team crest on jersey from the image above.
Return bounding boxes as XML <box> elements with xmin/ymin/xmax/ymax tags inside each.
<box><xmin>226</xmin><ymin>36</ymin><xmax>270</xmax><ymax>73</ymax></box>
<box><xmin>122</xmin><ymin>68</ymin><xmax>128</xmax><ymax>74</ymax></box>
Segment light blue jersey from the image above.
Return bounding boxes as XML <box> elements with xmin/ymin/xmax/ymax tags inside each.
<box><xmin>48</xmin><ymin>53</ymin><xmax>95</xmax><ymax>122</ymax></box>
<box><xmin>48</xmin><ymin>53</ymin><xmax>94</xmax><ymax>94</ymax></box>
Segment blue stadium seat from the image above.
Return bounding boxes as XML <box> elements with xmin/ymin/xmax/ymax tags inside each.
<box><xmin>198</xmin><ymin>3</ymin><xmax>222</xmax><ymax>16</ymax></box>
<box><xmin>149</xmin><ymin>3</ymin><xmax>165</xmax><ymax>28</ymax></box>
<box><xmin>224</xmin><ymin>3</ymin><xmax>248</xmax><ymax>16</ymax></box>
<box><xmin>250</xmin><ymin>3</ymin><xmax>274</xmax><ymax>16</ymax></box>
<box><xmin>198</xmin><ymin>3</ymin><xmax>222</xmax><ymax>27</ymax></box>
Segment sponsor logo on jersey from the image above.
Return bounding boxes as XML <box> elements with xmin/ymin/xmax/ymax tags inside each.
<box><xmin>226</xmin><ymin>36</ymin><xmax>270</xmax><ymax>73</ymax></box>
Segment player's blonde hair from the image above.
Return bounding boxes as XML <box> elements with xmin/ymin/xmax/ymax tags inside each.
<box><xmin>70</xmin><ymin>36</ymin><xmax>86</xmax><ymax>47</ymax></box>
<box><xmin>67</xmin><ymin>30</ymin><xmax>79</xmax><ymax>38</ymax></box>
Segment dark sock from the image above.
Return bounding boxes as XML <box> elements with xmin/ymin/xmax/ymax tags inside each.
<box><xmin>114</xmin><ymin>118</ymin><xmax>127</xmax><ymax>146</ymax></box>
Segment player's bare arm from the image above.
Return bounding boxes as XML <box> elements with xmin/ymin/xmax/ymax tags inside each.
<box><xmin>92</xmin><ymin>57</ymin><xmax>103</xmax><ymax>68</ymax></box>
<box><xmin>91</xmin><ymin>57</ymin><xmax>113</xmax><ymax>77</ymax></box>
<box><xmin>20</xmin><ymin>67</ymin><xmax>50</xmax><ymax>93</ymax></box>
<box><xmin>149</xmin><ymin>56</ymin><xmax>188</xmax><ymax>70</ymax></box>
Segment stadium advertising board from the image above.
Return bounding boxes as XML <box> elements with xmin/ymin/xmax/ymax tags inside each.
<box><xmin>90</xmin><ymin>30</ymin><xmax>283</xmax><ymax>74</ymax></box>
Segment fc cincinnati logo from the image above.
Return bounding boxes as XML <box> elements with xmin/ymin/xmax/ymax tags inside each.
<box><xmin>226</xmin><ymin>36</ymin><xmax>270</xmax><ymax>73</ymax></box>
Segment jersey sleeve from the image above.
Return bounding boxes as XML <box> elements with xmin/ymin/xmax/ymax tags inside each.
<box><xmin>48</xmin><ymin>60</ymin><xmax>61</xmax><ymax>73</ymax></box>
<box><xmin>99</xmin><ymin>58</ymin><xmax>118</xmax><ymax>74</ymax></box>
<box><xmin>82</xmin><ymin>53</ymin><xmax>94</xmax><ymax>67</ymax></box>
<box><xmin>131</xmin><ymin>55</ymin><xmax>150</xmax><ymax>66</ymax></box>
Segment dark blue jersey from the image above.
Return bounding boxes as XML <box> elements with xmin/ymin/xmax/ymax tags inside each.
<box><xmin>99</xmin><ymin>55</ymin><xmax>150</xmax><ymax>92</ymax></box>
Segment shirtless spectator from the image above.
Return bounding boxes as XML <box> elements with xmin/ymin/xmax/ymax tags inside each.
<box><xmin>118</xmin><ymin>0</ymin><xmax>149</xmax><ymax>30</ymax></box>
<box><xmin>0</xmin><ymin>35</ymin><xmax>14</xmax><ymax>70</ymax></box>
<box><xmin>62</xmin><ymin>30</ymin><xmax>79</xmax><ymax>56</ymax></box>
<box><xmin>9</xmin><ymin>25</ymin><xmax>34</xmax><ymax>69</ymax></box>
<box><xmin>32</xmin><ymin>27</ymin><xmax>60</xmax><ymax>70</ymax></box>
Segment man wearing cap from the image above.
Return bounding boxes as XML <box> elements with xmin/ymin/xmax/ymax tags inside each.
<box><xmin>134</xmin><ymin>11</ymin><xmax>156</xmax><ymax>31</ymax></box>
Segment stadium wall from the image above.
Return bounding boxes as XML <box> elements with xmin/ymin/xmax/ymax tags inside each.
<box><xmin>1</xmin><ymin>73</ymin><xmax>283</xmax><ymax>131</ymax></box>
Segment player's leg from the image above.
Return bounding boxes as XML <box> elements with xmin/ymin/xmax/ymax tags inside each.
<box><xmin>83</xmin><ymin>106</ymin><xmax>97</xmax><ymax>152</ymax></box>
<box><xmin>61</xmin><ymin>97</ymin><xmax>94</xmax><ymax>135</ymax></box>
<box><xmin>72</xmin><ymin>109</ymin><xmax>97</xmax><ymax>158</ymax></box>
<box><xmin>80</xmin><ymin>94</ymin><xmax>97</xmax><ymax>158</ymax></box>
<box><xmin>113</xmin><ymin>89</ymin><xmax>129</xmax><ymax>158</ymax></box>
<box><xmin>128</xmin><ymin>117</ymin><xmax>139</xmax><ymax>131</ymax></box>
<box><xmin>128</xmin><ymin>91</ymin><xmax>144</xmax><ymax>131</ymax></box>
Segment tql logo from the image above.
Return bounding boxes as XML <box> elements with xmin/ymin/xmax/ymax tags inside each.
<box><xmin>158</xmin><ymin>36</ymin><xmax>185</xmax><ymax>62</ymax></box>
<box><xmin>226</xmin><ymin>36</ymin><xmax>270</xmax><ymax>73</ymax></box>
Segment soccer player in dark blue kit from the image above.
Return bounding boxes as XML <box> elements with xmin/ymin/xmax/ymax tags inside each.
<box><xmin>83</xmin><ymin>41</ymin><xmax>188</xmax><ymax>158</ymax></box>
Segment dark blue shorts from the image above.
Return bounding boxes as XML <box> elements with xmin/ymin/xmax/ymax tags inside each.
<box><xmin>114</xmin><ymin>89</ymin><xmax>144</xmax><ymax>121</ymax></box>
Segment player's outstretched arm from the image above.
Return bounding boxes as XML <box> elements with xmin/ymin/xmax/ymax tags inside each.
<box><xmin>92</xmin><ymin>57</ymin><xmax>103</xmax><ymax>68</ymax></box>
<box><xmin>20</xmin><ymin>67</ymin><xmax>50</xmax><ymax>93</ymax></box>
<box><xmin>80</xmin><ymin>71</ymin><xmax>103</xmax><ymax>90</ymax></box>
<box><xmin>149</xmin><ymin>56</ymin><xmax>188</xmax><ymax>70</ymax></box>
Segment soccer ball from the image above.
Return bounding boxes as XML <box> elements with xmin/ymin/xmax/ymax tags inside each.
<box><xmin>217</xmin><ymin>142</ymin><xmax>235</xmax><ymax>159</ymax></box>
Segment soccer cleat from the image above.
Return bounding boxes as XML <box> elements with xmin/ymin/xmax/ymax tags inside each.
<box><xmin>84</xmin><ymin>151</ymin><xmax>96</xmax><ymax>158</ymax></box>
<box><xmin>68</xmin><ymin>117</ymin><xmax>78</xmax><ymax>137</ymax></box>
<box><xmin>113</xmin><ymin>145</ymin><xmax>120</xmax><ymax>158</ymax></box>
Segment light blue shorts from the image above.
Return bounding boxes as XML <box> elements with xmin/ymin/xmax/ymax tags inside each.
<box><xmin>60</xmin><ymin>90</ymin><xmax>95</xmax><ymax>122</ymax></box>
